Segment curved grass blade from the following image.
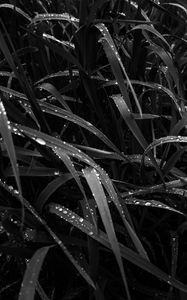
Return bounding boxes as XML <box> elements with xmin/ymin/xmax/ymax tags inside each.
<box><xmin>42</xmin><ymin>33</ymin><xmax>75</xmax><ymax>49</ymax></box>
<box><xmin>96</xmin><ymin>23</ymin><xmax>142</xmax><ymax>115</ymax></box>
<box><xmin>26</xmin><ymin>29</ymin><xmax>83</xmax><ymax>71</ymax></box>
<box><xmin>48</xmin><ymin>202</ymin><xmax>187</xmax><ymax>294</ymax></box>
<box><xmin>35</xmin><ymin>70</ymin><xmax>79</xmax><ymax>85</ymax></box>
<box><xmin>0</xmin><ymin>4</ymin><xmax>31</xmax><ymax>21</ymax></box>
<box><xmin>110</xmin><ymin>94</ymin><xmax>166</xmax><ymax>180</ymax></box>
<box><xmin>39</xmin><ymin>101</ymin><xmax>122</xmax><ymax>155</ymax></box>
<box><xmin>0</xmin><ymin>179</ymin><xmax>95</xmax><ymax>289</ymax></box>
<box><xmin>53</xmin><ymin>150</ymin><xmax>97</xmax><ymax>228</ymax></box>
<box><xmin>97</xmin><ymin>167</ymin><xmax>149</xmax><ymax>261</ymax></box>
<box><xmin>143</xmin><ymin>136</ymin><xmax>187</xmax><ymax>161</ymax></box>
<box><xmin>164</xmin><ymin>3</ymin><xmax>187</xmax><ymax>15</ymax></box>
<box><xmin>0</xmin><ymin>26</ymin><xmax>50</xmax><ymax>133</ymax></box>
<box><xmin>149</xmin><ymin>43</ymin><xmax>181</xmax><ymax>97</ymax></box>
<box><xmin>31</xmin><ymin>13</ymin><xmax>79</xmax><ymax>27</ymax></box>
<box><xmin>111</xmin><ymin>94</ymin><xmax>147</xmax><ymax>150</ymax></box>
<box><xmin>19</xmin><ymin>246</ymin><xmax>52</xmax><ymax>300</ymax></box>
<box><xmin>0</xmin><ymin>99</ymin><xmax>21</xmax><ymax>193</ymax></box>
<box><xmin>82</xmin><ymin>167</ymin><xmax>131</xmax><ymax>300</ymax></box>
<box><xmin>37</xmin><ymin>83</ymin><xmax>71</xmax><ymax>111</ymax></box>
<box><xmin>74</xmin><ymin>145</ymin><xmax>125</xmax><ymax>160</ymax></box>
<box><xmin>162</xmin><ymin>146</ymin><xmax>187</xmax><ymax>177</ymax></box>
<box><xmin>36</xmin><ymin>174</ymin><xmax>73</xmax><ymax>212</ymax></box>
<box><xmin>124</xmin><ymin>198</ymin><xmax>184</xmax><ymax>215</ymax></box>
<box><xmin>131</xmin><ymin>24</ymin><xmax>170</xmax><ymax>49</ymax></box>
<box><xmin>104</xmin><ymin>80</ymin><xmax>182</xmax><ymax>114</ymax></box>
<box><xmin>10</xmin><ymin>123</ymin><xmax>108</xmax><ymax>169</ymax></box>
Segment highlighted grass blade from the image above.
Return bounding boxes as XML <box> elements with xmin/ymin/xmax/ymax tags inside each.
<box><xmin>96</xmin><ymin>23</ymin><xmax>142</xmax><ymax>115</ymax></box>
<box><xmin>124</xmin><ymin>198</ymin><xmax>184</xmax><ymax>215</ymax></box>
<box><xmin>0</xmin><ymin>99</ymin><xmax>21</xmax><ymax>193</ymax></box>
<box><xmin>111</xmin><ymin>94</ymin><xmax>163</xmax><ymax>180</ymax></box>
<box><xmin>37</xmin><ymin>83</ymin><xmax>71</xmax><ymax>112</ymax></box>
<box><xmin>48</xmin><ymin>202</ymin><xmax>187</xmax><ymax>294</ymax></box>
<box><xmin>0</xmin><ymin>179</ymin><xmax>95</xmax><ymax>290</ymax></box>
<box><xmin>0</xmin><ymin>4</ymin><xmax>31</xmax><ymax>21</ymax></box>
<box><xmin>83</xmin><ymin>167</ymin><xmax>131</xmax><ymax>299</ymax></box>
<box><xmin>19</xmin><ymin>246</ymin><xmax>52</xmax><ymax>300</ymax></box>
<box><xmin>111</xmin><ymin>94</ymin><xmax>147</xmax><ymax>149</ymax></box>
<box><xmin>39</xmin><ymin>101</ymin><xmax>122</xmax><ymax>155</ymax></box>
<box><xmin>98</xmin><ymin>167</ymin><xmax>149</xmax><ymax>261</ymax></box>
<box><xmin>31</xmin><ymin>13</ymin><xmax>79</xmax><ymax>27</ymax></box>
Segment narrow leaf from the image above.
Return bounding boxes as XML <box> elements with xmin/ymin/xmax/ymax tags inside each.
<box><xmin>83</xmin><ymin>167</ymin><xmax>131</xmax><ymax>299</ymax></box>
<box><xmin>19</xmin><ymin>246</ymin><xmax>52</xmax><ymax>300</ymax></box>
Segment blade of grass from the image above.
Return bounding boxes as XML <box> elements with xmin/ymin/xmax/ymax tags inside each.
<box><xmin>0</xmin><ymin>24</ymin><xmax>50</xmax><ymax>133</ymax></box>
<box><xmin>31</xmin><ymin>13</ymin><xmax>79</xmax><ymax>27</ymax></box>
<box><xmin>124</xmin><ymin>198</ymin><xmax>184</xmax><ymax>216</ymax></box>
<box><xmin>97</xmin><ymin>166</ymin><xmax>149</xmax><ymax>260</ymax></box>
<box><xmin>37</xmin><ymin>83</ymin><xmax>71</xmax><ymax>111</ymax></box>
<box><xmin>82</xmin><ymin>167</ymin><xmax>131</xmax><ymax>300</ymax></box>
<box><xmin>0</xmin><ymin>179</ymin><xmax>96</xmax><ymax>289</ymax></box>
<box><xmin>19</xmin><ymin>246</ymin><xmax>52</xmax><ymax>300</ymax></box>
<box><xmin>38</xmin><ymin>101</ymin><xmax>123</xmax><ymax>155</ymax></box>
<box><xmin>0</xmin><ymin>4</ymin><xmax>31</xmax><ymax>21</ymax></box>
<box><xmin>96</xmin><ymin>23</ymin><xmax>140</xmax><ymax>113</ymax></box>
<box><xmin>48</xmin><ymin>202</ymin><xmax>187</xmax><ymax>294</ymax></box>
<box><xmin>36</xmin><ymin>174</ymin><xmax>73</xmax><ymax>212</ymax></box>
<box><xmin>0</xmin><ymin>98</ymin><xmax>21</xmax><ymax>193</ymax></box>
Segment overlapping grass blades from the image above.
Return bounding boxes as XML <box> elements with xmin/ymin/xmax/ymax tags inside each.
<box><xmin>96</xmin><ymin>23</ymin><xmax>141</xmax><ymax>114</ymax></box>
<box><xmin>48</xmin><ymin>201</ymin><xmax>187</xmax><ymax>294</ymax></box>
<box><xmin>83</xmin><ymin>167</ymin><xmax>131</xmax><ymax>299</ymax></box>
<box><xmin>0</xmin><ymin>0</ymin><xmax>187</xmax><ymax>298</ymax></box>
<box><xmin>0</xmin><ymin>178</ymin><xmax>96</xmax><ymax>290</ymax></box>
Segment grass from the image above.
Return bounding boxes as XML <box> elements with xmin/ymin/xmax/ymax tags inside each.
<box><xmin>0</xmin><ymin>0</ymin><xmax>187</xmax><ymax>299</ymax></box>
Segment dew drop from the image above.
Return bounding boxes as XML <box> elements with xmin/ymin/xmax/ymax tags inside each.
<box><xmin>35</xmin><ymin>138</ymin><xmax>46</xmax><ymax>145</ymax></box>
<box><xmin>79</xmin><ymin>218</ymin><xmax>84</xmax><ymax>223</ymax></box>
<box><xmin>145</xmin><ymin>202</ymin><xmax>151</xmax><ymax>206</ymax></box>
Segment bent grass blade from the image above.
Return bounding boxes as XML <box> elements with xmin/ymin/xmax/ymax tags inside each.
<box><xmin>0</xmin><ymin>100</ymin><xmax>21</xmax><ymax>194</ymax></box>
<box><xmin>97</xmin><ymin>167</ymin><xmax>149</xmax><ymax>261</ymax></box>
<box><xmin>82</xmin><ymin>167</ymin><xmax>131</xmax><ymax>300</ymax></box>
<box><xmin>19</xmin><ymin>246</ymin><xmax>52</xmax><ymax>300</ymax></box>
<box><xmin>0</xmin><ymin>179</ymin><xmax>95</xmax><ymax>289</ymax></box>
<box><xmin>96</xmin><ymin>23</ymin><xmax>142</xmax><ymax>116</ymax></box>
<box><xmin>48</xmin><ymin>202</ymin><xmax>187</xmax><ymax>294</ymax></box>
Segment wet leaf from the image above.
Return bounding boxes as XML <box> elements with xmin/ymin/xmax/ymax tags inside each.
<box><xmin>0</xmin><ymin>100</ymin><xmax>21</xmax><ymax>193</ymax></box>
<box><xmin>19</xmin><ymin>246</ymin><xmax>52</xmax><ymax>300</ymax></box>
<box><xmin>83</xmin><ymin>167</ymin><xmax>131</xmax><ymax>299</ymax></box>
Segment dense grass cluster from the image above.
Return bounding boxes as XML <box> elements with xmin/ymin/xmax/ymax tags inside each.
<box><xmin>0</xmin><ymin>0</ymin><xmax>187</xmax><ymax>299</ymax></box>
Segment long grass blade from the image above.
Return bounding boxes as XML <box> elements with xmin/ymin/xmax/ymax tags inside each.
<box><xmin>96</xmin><ymin>23</ymin><xmax>142</xmax><ymax>115</ymax></box>
<box><xmin>19</xmin><ymin>246</ymin><xmax>52</xmax><ymax>300</ymax></box>
<box><xmin>48</xmin><ymin>202</ymin><xmax>187</xmax><ymax>294</ymax></box>
<box><xmin>0</xmin><ymin>99</ymin><xmax>21</xmax><ymax>193</ymax></box>
<box><xmin>0</xmin><ymin>179</ymin><xmax>95</xmax><ymax>289</ymax></box>
<box><xmin>83</xmin><ymin>167</ymin><xmax>131</xmax><ymax>299</ymax></box>
<box><xmin>0</xmin><ymin>4</ymin><xmax>31</xmax><ymax>21</ymax></box>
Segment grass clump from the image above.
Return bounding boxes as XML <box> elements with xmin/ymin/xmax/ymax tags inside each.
<box><xmin>0</xmin><ymin>0</ymin><xmax>187</xmax><ymax>299</ymax></box>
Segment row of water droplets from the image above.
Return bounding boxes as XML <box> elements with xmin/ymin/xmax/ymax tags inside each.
<box><xmin>49</xmin><ymin>203</ymin><xmax>95</xmax><ymax>237</ymax></box>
